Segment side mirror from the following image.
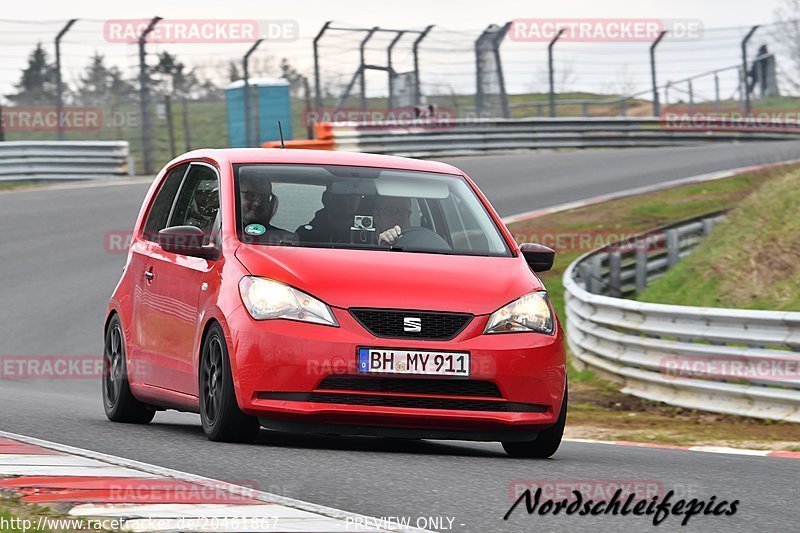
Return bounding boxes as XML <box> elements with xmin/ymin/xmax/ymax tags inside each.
<box><xmin>158</xmin><ymin>226</ymin><xmax>218</xmax><ymax>260</ymax></box>
<box><xmin>520</xmin><ymin>243</ymin><xmax>555</xmax><ymax>272</ymax></box>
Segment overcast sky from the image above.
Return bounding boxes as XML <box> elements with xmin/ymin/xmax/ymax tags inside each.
<box><xmin>1</xmin><ymin>0</ymin><xmax>787</xmax><ymax>29</ymax></box>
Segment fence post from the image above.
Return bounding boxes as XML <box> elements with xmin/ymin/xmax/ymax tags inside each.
<box><xmin>387</xmin><ymin>31</ymin><xmax>406</xmax><ymax>109</ymax></box>
<box><xmin>242</xmin><ymin>38</ymin><xmax>264</xmax><ymax>147</ymax></box>
<box><xmin>548</xmin><ymin>28</ymin><xmax>566</xmax><ymax>118</ymax></box>
<box><xmin>313</xmin><ymin>21</ymin><xmax>332</xmax><ymax>112</ymax></box>
<box><xmin>138</xmin><ymin>16</ymin><xmax>162</xmax><ymax>175</ymax></box>
<box><xmin>55</xmin><ymin>19</ymin><xmax>77</xmax><ymax>141</ymax></box>
<box><xmin>164</xmin><ymin>95</ymin><xmax>175</xmax><ymax>159</ymax></box>
<box><xmin>359</xmin><ymin>27</ymin><xmax>379</xmax><ymax>112</ymax></box>
<box><xmin>413</xmin><ymin>25</ymin><xmax>434</xmax><ymax>106</ymax></box>
<box><xmin>650</xmin><ymin>30</ymin><xmax>667</xmax><ymax>116</ymax></box>
<box><xmin>741</xmin><ymin>25</ymin><xmax>759</xmax><ymax>115</ymax></box>
<box><xmin>714</xmin><ymin>72</ymin><xmax>721</xmax><ymax>109</ymax></box>
<box><xmin>181</xmin><ymin>98</ymin><xmax>191</xmax><ymax>151</ymax></box>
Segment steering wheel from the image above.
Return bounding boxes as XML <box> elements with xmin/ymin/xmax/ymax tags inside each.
<box><xmin>393</xmin><ymin>227</ymin><xmax>452</xmax><ymax>251</ymax></box>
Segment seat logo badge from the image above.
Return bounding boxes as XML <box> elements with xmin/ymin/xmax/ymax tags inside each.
<box><xmin>404</xmin><ymin>317</ymin><xmax>422</xmax><ymax>333</ymax></box>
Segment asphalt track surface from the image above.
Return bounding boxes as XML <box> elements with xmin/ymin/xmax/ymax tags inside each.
<box><xmin>2</xmin><ymin>142</ymin><xmax>800</xmax><ymax>532</ymax></box>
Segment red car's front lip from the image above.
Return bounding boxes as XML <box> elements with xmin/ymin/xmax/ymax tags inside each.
<box><xmin>227</xmin><ymin>304</ymin><xmax>566</xmax><ymax>433</ymax></box>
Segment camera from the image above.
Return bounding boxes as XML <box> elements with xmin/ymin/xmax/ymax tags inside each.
<box><xmin>351</xmin><ymin>215</ymin><xmax>374</xmax><ymax>231</ymax></box>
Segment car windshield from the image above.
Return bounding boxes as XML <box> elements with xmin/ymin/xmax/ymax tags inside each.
<box><xmin>233</xmin><ymin>164</ymin><xmax>511</xmax><ymax>257</ymax></box>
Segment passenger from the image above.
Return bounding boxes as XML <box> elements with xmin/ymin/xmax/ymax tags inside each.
<box><xmin>375</xmin><ymin>196</ymin><xmax>412</xmax><ymax>246</ymax></box>
<box><xmin>239</xmin><ymin>175</ymin><xmax>295</xmax><ymax>243</ymax></box>
<box><xmin>295</xmin><ymin>187</ymin><xmax>361</xmax><ymax>244</ymax></box>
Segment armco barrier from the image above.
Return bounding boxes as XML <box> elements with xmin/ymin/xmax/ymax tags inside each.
<box><xmin>0</xmin><ymin>140</ymin><xmax>130</xmax><ymax>181</ymax></box>
<box><xmin>326</xmin><ymin>117</ymin><xmax>800</xmax><ymax>157</ymax></box>
<box><xmin>563</xmin><ymin>212</ymin><xmax>800</xmax><ymax>422</ymax></box>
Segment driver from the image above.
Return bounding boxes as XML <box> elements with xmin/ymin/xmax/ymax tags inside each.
<box><xmin>375</xmin><ymin>195</ymin><xmax>412</xmax><ymax>246</ymax></box>
<box><xmin>240</xmin><ymin>175</ymin><xmax>295</xmax><ymax>243</ymax></box>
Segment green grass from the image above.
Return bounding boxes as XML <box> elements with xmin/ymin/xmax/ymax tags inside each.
<box><xmin>637</xmin><ymin>168</ymin><xmax>800</xmax><ymax>310</ymax></box>
<box><xmin>0</xmin><ymin>181</ymin><xmax>36</xmax><ymax>191</ymax></box>
<box><xmin>504</xmin><ymin>163</ymin><xmax>800</xmax><ymax>447</ymax></box>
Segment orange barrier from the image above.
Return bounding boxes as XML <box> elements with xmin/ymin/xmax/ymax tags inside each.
<box><xmin>261</xmin><ymin>139</ymin><xmax>334</xmax><ymax>150</ymax></box>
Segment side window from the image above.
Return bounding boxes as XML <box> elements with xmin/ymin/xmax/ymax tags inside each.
<box><xmin>168</xmin><ymin>165</ymin><xmax>220</xmax><ymax>240</ymax></box>
<box><xmin>142</xmin><ymin>164</ymin><xmax>188</xmax><ymax>242</ymax></box>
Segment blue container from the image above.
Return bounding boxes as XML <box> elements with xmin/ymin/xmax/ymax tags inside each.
<box><xmin>225</xmin><ymin>78</ymin><xmax>292</xmax><ymax>147</ymax></box>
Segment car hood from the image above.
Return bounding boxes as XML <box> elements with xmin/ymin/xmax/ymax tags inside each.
<box><xmin>234</xmin><ymin>244</ymin><xmax>543</xmax><ymax>315</ymax></box>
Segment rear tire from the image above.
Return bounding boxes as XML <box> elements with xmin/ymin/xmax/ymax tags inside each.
<box><xmin>102</xmin><ymin>315</ymin><xmax>155</xmax><ymax>424</ymax></box>
<box><xmin>502</xmin><ymin>386</ymin><xmax>567</xmax><ymax>459</ymax></box>
<box><xmin>199</xmin><ymin>323</ymin><xmax>260</xmax><ymax>443</ymax></box>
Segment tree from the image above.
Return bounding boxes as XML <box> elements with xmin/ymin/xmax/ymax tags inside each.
<box><xmin>280</xmin><ymin>58</ymin><xmax>306</xmax><ymax>98</ymax></box>
<box><xmin>76</xmin><ymin>53</ymin><xmax>135</xmax><ymax>106</ymax></box>
<box><xmin>6</xmin><ymin>43</ymin><xmax>57</xmax><ymax>105</ymax></box>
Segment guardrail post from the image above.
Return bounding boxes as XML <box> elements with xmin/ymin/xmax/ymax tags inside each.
<box><xmin>688</xmin><ymin>80</ymin><xmax>694</xmax><ymax>111</ymax></box>
<box><xmin>609</xmin><ymin>251</ymin><xmax>622</xmax><ymax>297</ymax></box>
<box><xmin>635</xmin><ymin>245</ymin><xmax>648</xmax><ymax>293</ymax></box>
<box><xmin>581</xmin><ymin>102</ymin><xmax>588</xmax><ymax>117</ymax></box>
<box><xmin>702</xmin><ymin>218</ymin><xmax>716</xmax><ymax>236</ymax></box>
<box><xmin>714</xmin><ymin>72</ymin><xmax>721</xmax><ymax>109</ymax></box>
<box><xmin>620</xmin><ymin>99</ymin><xmax>627</xmax><ymax>117</ymax></box>
<box><xmin>589</xmin><ymin>254</ymin><xmax>605</xmax><ymax>294</ymax></box>
<box><xmin>666</xmin><ymin>229</ymin><xmax>680</xmax><ymax>267</ymax></box>
<box><xmin>578</xmin><ymin>263</ymin><xmax>592</xmax><ymax>290</ymax></box>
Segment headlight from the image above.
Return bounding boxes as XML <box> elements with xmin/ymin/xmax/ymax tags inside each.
<box><xmin>484</xmin><ymin>291</ymin><xmax>554</xmax><ymax>334</ymax></box>
<box><xmin>238</xmin><ymin>276</ymin><xmax>338</xmax><ymax>327</ymax></box>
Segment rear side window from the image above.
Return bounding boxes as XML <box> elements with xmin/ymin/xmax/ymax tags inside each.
<box><xmin>142</xmin><ymin>164</ymin><xmax>188</xmax><ymax>241</ymax></box>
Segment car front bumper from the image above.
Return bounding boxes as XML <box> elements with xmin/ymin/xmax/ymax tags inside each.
<box><xmin>226</xmin><ymin>305</ymin><xmax>567</xmax><ymax>440</ymax></box>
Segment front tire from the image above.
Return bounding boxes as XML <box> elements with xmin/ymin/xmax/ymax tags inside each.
<box><xmin>102</xmin><ymin>315</ymin><xmax>155</xmax><ymax>424</ymax></box>
<box><xmin>502</xmin><ymin>386</ymin><xmax>567</xmax><ymax>459</ymax></box>
<box><xmin>199</xmin><ymin>323</ymin><xmax>260</xmax><ymax>443</ymax></box>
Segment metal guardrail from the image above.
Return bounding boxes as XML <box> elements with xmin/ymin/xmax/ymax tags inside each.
<box><xmin>0</xmin><ymin>141</ymin><xmax>131</xmax><ymax>181</ymax></box>
<box><xmin>563</xmin><ymin>212</ymin><xmax>800</xmax><ymax>422</ymax></box>
<box><xmin>328</xmin><ymin>117</ymin><xmax>800</xmax><ymax>157</ymax></box>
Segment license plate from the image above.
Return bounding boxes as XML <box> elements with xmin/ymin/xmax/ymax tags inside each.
<box><xmin>357</xmin><ymin>348</ymin><xmax>470</xmax><ymax>377</ymax></box>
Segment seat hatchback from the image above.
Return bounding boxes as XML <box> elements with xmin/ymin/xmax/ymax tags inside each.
<box><xmin>103</xmin><ymin>149</ymin><xmax>567</xmax><ymax>458</ymax></box>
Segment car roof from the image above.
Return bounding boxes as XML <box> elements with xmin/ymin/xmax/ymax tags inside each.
<box><xmin>176</xmin><ymin>148</ymin><xmax>465</xmax><ymax>176</ymax></box>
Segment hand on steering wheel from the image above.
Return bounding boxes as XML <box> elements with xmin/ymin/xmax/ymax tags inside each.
<box><xmin>378</xmin><ymin>225</ymin><xmax>402</xmax><ymax>246</ymax></box>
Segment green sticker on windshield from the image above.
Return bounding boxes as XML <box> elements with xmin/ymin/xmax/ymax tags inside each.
<box><xmin>244</xmin><ymin>223</ymin><xmax>266</xmax><ymax>236</ymax></box>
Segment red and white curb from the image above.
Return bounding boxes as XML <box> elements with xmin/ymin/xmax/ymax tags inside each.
<box><xmin>0</xmin><ymin>431</ymin><xmax>427</xmax><ymax>532</ymax></box>
<box><xmin>565</xmin><ymin>438</ymin><xmax>800</xmax><ymax>459</ymax></box>
<box><xmin>501</xmin><ymin>157</ymin><xmax>800</xmax><ymax>225</ymax></box>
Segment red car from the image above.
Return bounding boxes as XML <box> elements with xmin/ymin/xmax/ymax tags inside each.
<box><xmin>103</xmin><ymin>149</ymin><xmax>567</xmax><ymax>458</ymax></box>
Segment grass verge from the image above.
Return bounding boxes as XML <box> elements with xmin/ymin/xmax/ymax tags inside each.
<box><xmin>505</xmin><ymin>163</ymin><xmax>800</xmax><ymax>449</ymax></box>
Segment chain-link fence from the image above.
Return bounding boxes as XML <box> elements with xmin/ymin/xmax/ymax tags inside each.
<box><xmin>2</xmin><ymin>17</ymin><xmax>800</xmax><ymax>173</ymax></box>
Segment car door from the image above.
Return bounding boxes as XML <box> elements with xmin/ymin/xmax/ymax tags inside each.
<box><xmin>131</xmin><ymin>163</ymin><xmax>188</xmax><ymax>385</ymax></box>
<box><xmin>139</xmin><ymin>163</ymin><xmax>221</xmax><ymax>395</ymax></box>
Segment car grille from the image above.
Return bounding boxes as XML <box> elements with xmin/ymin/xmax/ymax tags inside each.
<box><xmin>317</xmin><ymin>376</ymin><xmax>502</xmax><ymax>398</ymax></box>
<box><xmin>257</xmin><ymin>392</ymin><xmax>546</xmax><ymax>413</ymax></box>
<box><xmin>349</xmin><ymin>308</ymin><xmax>472</xmax><ymax>340</ymax></box>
